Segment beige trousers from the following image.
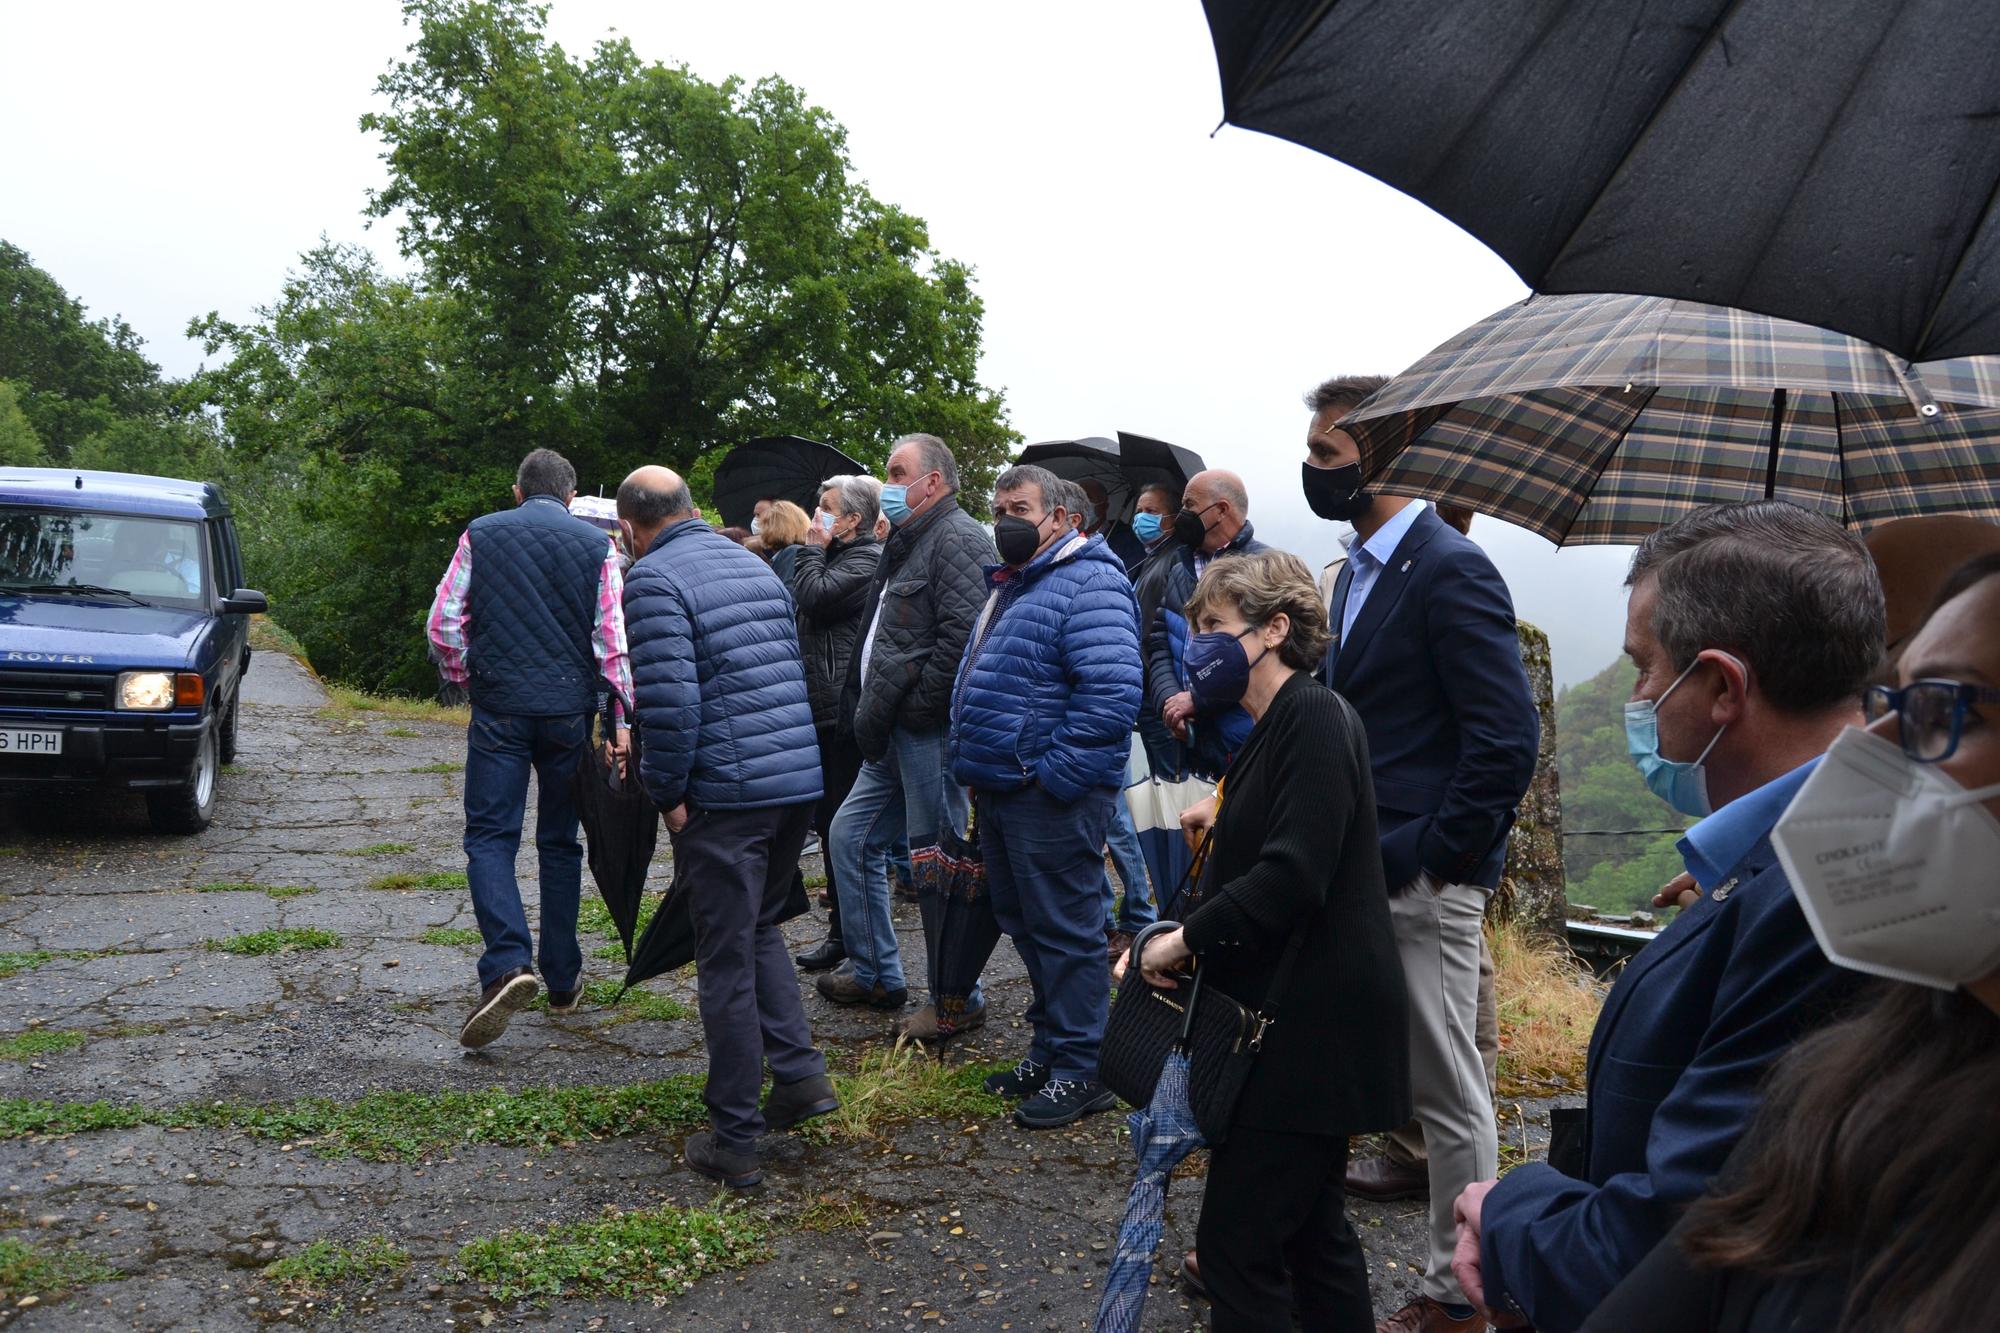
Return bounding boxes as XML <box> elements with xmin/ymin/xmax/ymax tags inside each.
<box><xmin>1384</xmin><ymin>931</ymin><xmax>1500</xmax><ymax>1165</ymax></box>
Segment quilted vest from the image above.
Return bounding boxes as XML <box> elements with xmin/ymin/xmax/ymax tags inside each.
<box><xmin>465</xmin><ymin>495</ymin><xmax>604</xmax><ymax>717</ymax></box>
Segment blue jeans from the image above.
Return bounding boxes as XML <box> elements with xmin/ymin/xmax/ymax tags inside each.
<box><xmin>981</xmin><ymin>783</ymin><xmax>1116</xmax><ymax>1082</ymax></box>
<box><xmin>1101</xmin><ymin>791</ymin><xmax>1156</xmax><ymax>932</ymax></box>
<box><xmin>829</xmin><ymin>726</ymin><xmax>971</xmax><ymax>1000</ymax></box>
<box><xmin>462</xmin><ymin>706</ymin><xmax>586</xmax><ymax>992</ymax></box>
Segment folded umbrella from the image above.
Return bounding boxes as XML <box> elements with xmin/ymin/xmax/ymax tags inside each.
<box><xmin>911</xmin><ymin>799</ymin><xmax>1000</xmax><ymax>1042</ymax></box>
<box><xmin>572</xmin><ymin>740</ymin><xmax>656</xmax><ymax>966</ymax></box>
<box><xmin>1093</xmin><ymin>1049</ymin><xmax>1205</xmax><ymax>1332</ymax></box>
<box><xmin>623</xmin><ymin>828</ymin><xmax>812</xmax><ymax>989</ymax></box>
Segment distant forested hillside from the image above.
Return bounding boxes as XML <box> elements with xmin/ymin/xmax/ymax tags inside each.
<box><xmin>1555</xmin><ymin>656</ymin><xmax>1689</xmax><ymax>914</ymax></box>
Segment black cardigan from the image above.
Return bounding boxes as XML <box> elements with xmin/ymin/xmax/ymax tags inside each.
<box><xmin>1180</xmin><ymin>670</ymin><xmax>1412</xmax><ymax>1137</ymax></box>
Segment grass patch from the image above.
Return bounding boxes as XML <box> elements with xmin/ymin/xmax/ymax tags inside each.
<box><xmin>0</xmin><ymin>1236</ymin><xmax>120</xmax><ymax>1301</ymax></box>
<box><xmin>383</xmin><ymin>726</ymin><xmax>420</xmax><ymax>738</ymax></box>
<box><xmin>191</xmin><ymin>881</ymin><xmax>319</xmax><ymax>900</ymax></box>
<box><xmin>0</xmin><ymin>845</ymin><xmax>22</xmax><ymax>857</ymax></box>
<box><xmin>247</xmin><ymin>615</ymin><xmax>307</xmax><ymax>661</ymax></box>
<box><xmin>795</xmin><ymin>1192</ymin><xmax>868</xmax><ymax>1233</ymax></box>
<box><xmin>409</xmin><ymin>760</ymin><xmax>463</xmax><ymax>775</ymax></box>
<box><xmin>419</xmin><ymin>926</ymin><xmax>483</xmax><ymax>948</ymax></box>
<box><xmin>0</xmin><ymin>1030</ymin><xmax>88</xmax><ymax>1061</ymax></box>
<box><xmin>342</xmin><ymin>842</ymin><xmax>414</xmax><ymax>858</ymax></box>
<box><xmin>0</xmin><ymin>950</ymin><xmax>105</xmax><ymax>979</ymax></box>
<box><xmin>818</xmin><ymin>1046</ymin><xmax>1007</xmax><ymax>1141</ymax></box>
<box><xmin>453</xmin><ymin>1202</ymin><xmax>768</xmax><ymax>1303</ymax></box>
<box><xmin>368</xmin><ymin>870</ymin><xmax>467</xmax><ymax>892</ymax></box>
<box><xmin>803</xmin><ymin>872</ymin><xmax>828</xmax><ymax>890</ymax></box>
<box><xmin>532</xmin><ymin>979</ymin><xmax>689</xmax><ymax>1025</ymax></box>
<box><xmin>319</xmin><ymin>684</ymin><xmax>467</xmax><ymax>725</ymax></box>
<box><xmin>0</xmin><ymin>1099</ymin><xmax>150</xmax><ymax>1138</ymax></box>
<box><xmin>204</xmin><ymin>928</ymin><xmax>342</xmax><ymax>957</ymax></box>
<box><xmin>262</xmin><ymin>1237</ymin><xmax>410</xmax><ymax>1300</ymax></box>
<box><xmin>1492</xmin><ymin>920</ymin><xmax>1601</xmax><ymax>1097</ymax></box>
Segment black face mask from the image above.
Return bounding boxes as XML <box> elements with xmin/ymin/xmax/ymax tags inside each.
<box><xmin>1173</xmin><ymin>502</ymin><xmax>1219</xmax><ymax>549</ymax></box>
<box><xmin>1302</xmin><ymin>460</ymin><xmax>1372</xmax><ymax>522</ymax></box>
<box><xmin>994</xmin><ymin>513</ymin><xmax>1047</xmax><ymax>566</ymax></box>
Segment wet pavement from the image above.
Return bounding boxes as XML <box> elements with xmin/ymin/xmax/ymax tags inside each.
<box><xmin>0</xmin><ymin>650</ymin><xmax>1559</xmax><ymax>1329</ymax></box>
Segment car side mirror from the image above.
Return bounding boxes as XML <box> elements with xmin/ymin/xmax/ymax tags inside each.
<box><xmin>221</xmin><ymin>588</ymin><xmax>269</xmax><ymax>616</ymax></box>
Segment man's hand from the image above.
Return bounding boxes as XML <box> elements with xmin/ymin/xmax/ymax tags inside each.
<box><xmin>663</xmin><ymin>803</ymin><xmax>689</xmax><ymax>834</ymax></box>
<box><xmin>1452</xmin><ymin>1179</ymin><xmax>1526</xmax><ymax>1327</ymax></box>
<box><xmin>1162</xmin><ymin>691</ymin><xmax>1196</xmax><ymax>741</ymax></box>
<box><xmin>1179</xmin><ymin>794</ymin><xmax>1218</xmax><ymax>853</ymax></box>
<box><xmin>1137</xmin><ymin>926</ymin><xmax>1191</xmax><ymax>990</ymax></box>
<box><xmin>604</xmin><ymin>725</ymin><xmax>631</xmax><ymax>779</ymax></box>
<box><xmin>1652</xmin><ymin>871</ymin><xmax>1702</xmax><ymax>911</ymax></box>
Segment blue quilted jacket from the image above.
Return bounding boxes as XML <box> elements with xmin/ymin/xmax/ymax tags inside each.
<box><xmin>949</xmin><ymin>532</ymin><xmax>1143</xmax><ymax>801</ymax></box>
<box><xmin>624</xmin><ymin>517</ymin><xmax>823</xmax><ymax>812</ymax></box>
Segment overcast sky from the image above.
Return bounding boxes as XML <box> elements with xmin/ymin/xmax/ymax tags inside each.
<box><xmin>0</xmin><ymin>1</ymin><xmax>1638</xmax><ymax>686</ymax></box>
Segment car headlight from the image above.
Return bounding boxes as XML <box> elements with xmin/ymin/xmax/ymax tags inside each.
<box><xmin>116</xmin><ymin>672</ymin><xmax>177</xmax><ymax>711</ymax></box>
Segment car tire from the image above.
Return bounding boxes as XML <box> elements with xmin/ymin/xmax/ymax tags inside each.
<box><xmin>218</xmin><ymin>690</ymin><xmax>241</xmax><ymax>765</ymax></box>
<box><xmin>148</xmin><ymin>726</ymin><xmax>219</xmax><ymax>835</ymax></box>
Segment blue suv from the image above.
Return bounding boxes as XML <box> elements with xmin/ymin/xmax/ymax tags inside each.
<box><xmin>0</xmin><ymin>469</ymin><xmax>268</xmax><ymax>833</ymax></box>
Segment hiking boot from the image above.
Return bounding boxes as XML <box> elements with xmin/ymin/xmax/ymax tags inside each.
<box><xmin>459</xmin><ymin>967</ymin><xmax>539</xmax><ymax>1049</ymax></box>
<box><xmin>1013</xmin><ymin>1076</ymin><xmax>1118</xmax><ymax>1129</ymax></box>
<box><xmin>815</xmin><ymin>965</ymin><xmax>907</xmax><ymax>1010</ymax></box>
<box><xmin>683</xmin><ymin>1130</ymin><xmax>762</xmax><ymax>1189</ymax></box>
<box><xmin>982</xmin><ymin>1056</ymin><xmax>1050</xmax><ymax>1099</ymax></box>
<box><xmin>794</xmin><ymin>934</ymin><xmax>847</xmax><ymax>972</ymax></box>
<box><xmin>894</xmin><ymin>997</ymin><xmax>985</xmax><ymax>1042</ymax></box>
<box><xmin>545</xmin><ymin>985</ymin><xmax>583</xmax><ymax>1016</ymax></box>
<box><xmin>762</xmin><ymin>1072</ymin><xmax>840</xmax><ymax>1134</ymax></box>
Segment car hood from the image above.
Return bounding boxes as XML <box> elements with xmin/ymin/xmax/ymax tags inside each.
<box><xmin>0</xmin><ymin>595</ymin><xmax>208</xmax><ymax>670</ymax></box>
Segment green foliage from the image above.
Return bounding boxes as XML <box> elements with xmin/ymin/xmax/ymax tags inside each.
<box><xmin>531</xmin><ymin>979</ymin><xmax>689</xmax><ymax>1024</ymax></box>
<box><xmin>408</xmin><ymin>760</ymin><xmax>462</xmax><ymax>774</ymax></box>
<box><xmin>204</xmin><ymin>927</ymin><xmax>342</xmax><ymax>956</ymax></box>
<box><xmin>0</xmin><ymin>949</ymin><xmax>113</xmax><ymax>978</ymax></box>
<box><xmin>0</xmin><ymin>1098</ymin><xmax>150</xmax><ymax>1137</ymax></box>
<box><xmin>342</xmin><ymin>842</ymin><xmax>414</xmax><ymax>857</ymax></box>
<box><xmin>1556</xmin><ymin>656</ymin><xmax>1690</xmax><ymax>913</ymax></box>
<box><xmin>368</xmin><ymin>870</ymin><xmax>466</xmax><ymax>891</ymax></box>
<box><xmin>192</xmin><ymin>881</ymin><xmax>319</xmax><ymax>899</ymax></box>
<box><xmin>261</xmin><ymin>1237</ymin><xmax>411</xmax><ymax>1298</ymax></box>
<box><xmin>418</xmin><ymin>926</ymin><xmax>482</xmax><ymax>947</ymax></box>
<box><xmin>0</xmin><ymin>380</ymin><xmax>46</xmax><ymax>464</ymax></box>
<box><xmin>0</xmin><ymin>1237</ymin><xmax>120</xmax><ymax>1300</ymax></box>
<box><xmin>0</xmin><ymin>241</ymin><xmax>166</xmax><ymax>463</ymax></box>
<box><xmin>453</xmin><ymin>1202</ymin><xmax>768</xmax><ymax>1302</ymax></box>
<box><xmin>0</xmin><ymin>1030</ymin><xmax>88</xmax><ymax>1061</ymax></box>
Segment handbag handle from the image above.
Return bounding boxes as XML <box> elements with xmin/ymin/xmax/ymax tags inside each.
<box><xmin>1124</xmin><ymin>919</ymin><xmax>1209</xmax><ymax>1048</ymax></box>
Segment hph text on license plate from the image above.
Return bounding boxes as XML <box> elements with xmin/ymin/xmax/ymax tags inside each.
<box><xmin>0</xmin><ymin>729</ymin><xmax>62</xmax><ymax>754</ymax></box>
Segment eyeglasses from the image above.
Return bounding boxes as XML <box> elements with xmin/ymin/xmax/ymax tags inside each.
<box><xmin>1862</xmin><ymin>679</ymin><xmax>2000</xmax><ymax>763</ymax></box>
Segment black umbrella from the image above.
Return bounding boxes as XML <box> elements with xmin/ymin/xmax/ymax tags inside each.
<box><xmin>572</xmin><ymin>739</ymin><xmax>657</xmax><ymax>965</ymax></box>
<box><xmin>623</xmin><ymin>836</ymin><xmax>813</xmax><ymax>989</ymax></box>
<box><xmin>1015</xmin><ymin>432</ymin><xmax>1205</xmax><ymax>524</ymax></box>
<box><xmin>912</xmin><ymin>806</ymin><xmax>1001</xmax><ymax>1043</ymax></box>
<box><xmin>1202</xmin><ymin>1</ymin><xmax>2000</xmax><ymax>362</ymax></box>
<box><xmin>711</xmin><ymin>436</ymin><xmax>867</xmax><ymax>530</ymax></box>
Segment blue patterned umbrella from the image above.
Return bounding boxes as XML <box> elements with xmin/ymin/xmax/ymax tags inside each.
<box><xmin>1094</xmin><ymin>1049</ymin><xmax>1205</xmax><ymax>1333</ymax></box>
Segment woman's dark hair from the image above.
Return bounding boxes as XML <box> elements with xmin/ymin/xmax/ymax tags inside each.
<box><xmin>1679</xmin><ymin>983</ymin><xmax>2000</xmax><ymax>1328</ymax></box>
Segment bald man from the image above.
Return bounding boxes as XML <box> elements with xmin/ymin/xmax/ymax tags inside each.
<box><xmin>617</xmin><ymin>465</ymin><xmax>836</xmax><ymax>1189</ymax></box>
<box><xmin>1140</xmin><ymin>469</ymin><xmax>1269</xmax><ymax>783</ymax></box>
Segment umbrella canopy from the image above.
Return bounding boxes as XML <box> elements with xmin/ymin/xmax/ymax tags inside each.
<box><xmin>1202</xmin><ymin>2</ymin><xmax>2000</xmax><ymax>363</ymax></box>
<box><xmin>1015</xmin><ymin>433</ymin><xmax>1205</xmax><ymax>524</ymax></box>
<box><xmin>1093</xmin><ymin>1049</ymin><xmax>1206</xmax><ymax>1333</ymax></box>
<box><xmin>572</xmin><ymin>746</ymin><xmax>658</xmax><ymax>965</ymax></box>
<box><xmin>711</xmin><ymin>436</ymin><xmax>867</xmax><ymax>530</ymax></box>
<box><xmin>623</xmin><ymin>846</ymin><xmax>812</xmax><ymax>989</ymax></box>
<box><xmin>911</xmin><ymin>808</ymin><xmax>1001</xmax><ymax>1041</ymax></box>
<box><xmin>1342</xmin><ymin>293</ymin><xmax>2000</xmax><ymax>547</ymax></box>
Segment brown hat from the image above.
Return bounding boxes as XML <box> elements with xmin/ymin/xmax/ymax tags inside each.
<box><xmin>1865</xmin><ymin>516</ymin><xmax>2000</xmax><ymax>662</ymax></box>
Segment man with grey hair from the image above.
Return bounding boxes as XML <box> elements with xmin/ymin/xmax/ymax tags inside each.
<box><xmin>617</xmin><ymin>464</ymin><xmax>836</xmax><ymax>1189</ymax></box>
<box><xmin>823</xmin><ymin>433</ymin><xmax>998</xmax><ymax>1039</ymax></box>
<box><xmin>1452</xmin><ymin>501</ymin><xmax>1876</xmax><ymax>1333</ymax></box>
<box><xmin>427</xmin><ymin>447</ymin><xmax>633</xmax><ymax>1050</ymax></box>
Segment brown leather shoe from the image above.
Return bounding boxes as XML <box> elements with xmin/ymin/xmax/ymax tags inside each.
<box><xmin>1180</xmin><ymin>1248</ymin><xmax>1206</xmax><ymax>1299</ymax></box>
<box><xmin>1377</xmin><ymin>1296</ymin><xmax>1485</xmax><ymax>1333</ymax></box>
<box><xmin>459</xmin><ymin>966</ymin><xmax>538</xmax><ymax>1049</ymax></box>
<box><xmin>1105</xmin><ymin>929</ymin><xmax>1136</xmax><ymax>969</ymax></box>
<box><xmin>1347</xmin><ymin>1153</ymin><xmax>1431</xmax><ymax>1202</ymax></box>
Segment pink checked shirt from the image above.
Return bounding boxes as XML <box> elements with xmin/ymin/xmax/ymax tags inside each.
<box><xmin>425</xmin><ymin>530</ymin><xmax>634</xmax><ymax>726</ymax></box>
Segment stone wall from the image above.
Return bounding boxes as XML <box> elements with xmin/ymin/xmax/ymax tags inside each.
<box><xmin>1492</xmin><ymin>620</ymin><xmax>1567</xmax><ymax>939</ymax></box>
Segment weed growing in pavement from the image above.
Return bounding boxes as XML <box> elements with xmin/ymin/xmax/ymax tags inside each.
<box><xmin>418</xmin><ymin>927</ymin><xmax>482</xmax><ymax>948</ymax></box>
<box><xmin>383</xmin><ymin>726</ymin><xmax>420</xmax><ymax>738</ymax></box>
<box><xmin>409</xmin><ymin>760</ymin><xmax>464</xmax><ymax>775</ymax></box>
<box><xmin>204</xmin><ymin>928</ymin><xmax>342</xmax><ymax>957</ymax></box>
<box><xmin>531</xmin><ymin>979</ymin><xmax>689</xmax><ymax>1024</ymax></box>
<box><xmin>0</xmin><ymin>1097</ymin><xmax>150</xmax><ymax>1137</ymax></box>
<box><xmin>191</xmin><ymin>882</ymin><xmax>319</xmax><ymax>899</ymax></box>
<box><xmin>342</xmin><ymin>842</ymin><xmax>415</xmax><ymax>857</ymax></box>
<box><xmin>1492</xmin><ymin>919</ymin><xmax>1601</xmax><ymax>1097</ymax></box>
<box><xmin>0</xmin><ymin>950</ymin><xmax>111</xmax><ymax>978</ymax></box>
<box><xmin>794</xmin><ymin>1192</ymin><xmax>868</xmax><ymax>1233</ymax></box>
<box><xmin>318</xmin><ymin>684</ymin><xmax>468</xmax><ymax>725</ymax></box>
<box><xmin>261</xmin><ymin>1237</ymin><xmax>410</xmax><ymax>1300</ymax></box>
<box><xmin>368</xmin><ymin>870</ymin><xmax>467</xmax><ymax>892</ymax></box>
<box><xmin>803</xmin><ymin>872</ymin><xmax>828</xmax><ymax>890</ymax></box>
<box><xmin>0</xmin><ymin>846</ymin><xmax>21</xmax><ymax>857</ymax></box>
<box><xmin>817</xmin><ymin>1046</ymin><xmax>1008</xmax><ymax>1142</ymax></box>
<box><xmin>452</xmin><ymin>1202</ymin><xmax>768</xmax><ymax>1303</ymax></box>
<box><xmin>0</xmin><ymin>1031</ymin><xmax>87</xmax><ymax>1062</ymax></box>
<box><xmin>0</xmin><ymin>1236</ymin><xmax>121</xmax><ymax>1300</ymax></box>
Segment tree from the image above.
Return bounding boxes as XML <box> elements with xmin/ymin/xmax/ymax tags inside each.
<box><xmin>1554</xmin><ymin>655</ymin><xmax>1691</xmax><ymax>913</ymax></box>
<box><xmin>0</xmin><ymin>241</ymin><xmax>166</xmax><ymax>462</ymax></box>
<box><xmin>0</xmin><ymin>382</ymin><xmax>46</xmax><ymax>465</ymax></box>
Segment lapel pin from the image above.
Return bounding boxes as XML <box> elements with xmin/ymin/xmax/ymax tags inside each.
<box><xmin>1712</xmin><ymin>877</ymin><xmax>1738</xmax><ymax>902</ymax></box>
<box><xmin>1400</xmin><ymin>560</ymin><xmax>1412</xmax><ymax>572</ymax></box>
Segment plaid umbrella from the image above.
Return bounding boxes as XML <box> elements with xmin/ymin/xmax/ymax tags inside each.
<box><xmin>1344</xmin><ymin>293</ymin><xmax>2000</xmax><ymax>546</ymax></box>
<box><xmin>1093</xmin><ymin>1049</ymin><xmax>1205</xmax><ymax>1333</ymax></box>
<box><xmin>911</xmin><ymin>799</ymin><xmax>1000</xmax><ymax>1042</ymax></box>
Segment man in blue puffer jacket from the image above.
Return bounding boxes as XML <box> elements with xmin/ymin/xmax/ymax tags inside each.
<box><xmin>951</xmin><ymin>463</ymin><xmax>1143</xmax><ymax>1129</ymax></box>
<box><xmin>616</xmin><ymin>466</ymin><xmax>834</xmax><ymax>1190</ymax></box>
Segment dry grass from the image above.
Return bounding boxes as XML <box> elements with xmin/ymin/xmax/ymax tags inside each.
<box><xmin>814</xmin><ymin>1046</ymin><xmax>1006</xmax><ymax>1141</ymax></box>
<box><xmin>1491</xmin><ymin>920</ymin><xmax>1601</xmax><ymax>1098</ymax></box>
<box><xmin>318</xmin><ymin>684</ymin><xmax>468</xmax><ymax>726</ymax></box>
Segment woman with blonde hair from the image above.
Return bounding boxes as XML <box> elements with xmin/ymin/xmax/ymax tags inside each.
<box><xmin>757</xmin><ymin>500</ymin><xmax>812</xmax><ymax>590</ymax></box>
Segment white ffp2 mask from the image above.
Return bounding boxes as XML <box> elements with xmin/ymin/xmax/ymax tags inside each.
<box><xmin>1772</xmin><ymin>726</ymin><xmax>2000</xmax><ymax>990</ymax></box>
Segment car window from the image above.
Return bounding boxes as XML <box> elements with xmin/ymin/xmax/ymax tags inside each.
<box><xmin>0</xmin><ymin>507</ymin><xmax>209</xmax><ymax>610</ymax></box>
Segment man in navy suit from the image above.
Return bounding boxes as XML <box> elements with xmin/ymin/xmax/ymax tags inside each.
<box><xmin>1302</xmin><ymin>376</ymin><xmax>1542</xmax><ymax>1333</ymax></box>
<box><xmin>1451</xmin><ymin>502</ymin><xmax>1882</xmax><ymax>1332</ymax></box>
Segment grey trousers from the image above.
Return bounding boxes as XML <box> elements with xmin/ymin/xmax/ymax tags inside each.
<box><xmin>1384</xmin><ymin>932</ymin><xmax>1501</xmax><ymax>1165</ymax></box>
<box><xmin>1387</xmin><ymin>874</ymin><xmax>1498</xmax><ymax>1307</ymax></box>
<box><xmin>673</xmin><ymin>801</ymin><xmax>826</xmax><ymax>1153</ymax></box>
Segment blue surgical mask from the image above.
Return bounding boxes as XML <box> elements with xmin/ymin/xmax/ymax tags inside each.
<box><xmin>1624</xmin><ymin>656</ymin><xmax>1735</xmax><ymax>818</ymax></box>
<box><xmin>1186</xmin><ymin>627</ymin><xmax>1268</xmax><ymax>712</ymax></box>
<box><xmin>880</xmin><ymin>484</ymin><xmax>912</xmax><ymax>525</ymax></box>
<box><xmin>1132</xmin><ymin>512</ymin><xmax>1165</xmax><ymax>543</ymax></box>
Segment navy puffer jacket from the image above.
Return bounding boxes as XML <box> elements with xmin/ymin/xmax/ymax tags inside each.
<box><xmin>624</xmin><ymin>517</ymin><xmax>823</xmax><ymax>811</ymax></box>
<box><xmin>949</xmin><ymin>532</ymin><xmax>1143</xmax><ymax>801</ymax></box>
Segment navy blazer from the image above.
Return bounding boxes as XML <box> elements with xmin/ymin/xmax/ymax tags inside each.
<box><xmin>1320</xmin><ymin>506</ymin><xmax>1539</xmax><ymax>889</ymax></box>
<box><xmin>1479</xmin><ymin>840</ymin><xmax>1865</xmax><ymax>1332</ymax></box>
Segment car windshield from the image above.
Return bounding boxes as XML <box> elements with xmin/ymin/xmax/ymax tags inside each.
<box><xmin>0</xmin><ymin>507</ymin><xmax>209</xmax><ymax>610</ymax></box>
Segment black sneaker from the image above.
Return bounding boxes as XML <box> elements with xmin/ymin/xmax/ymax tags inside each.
<box><xmin>815</xmin><ymin>965</ymin><xmax>907</xmax><ymax>1010</ymax></box>
<box><xmin>794</xmin><ymin>935</ymin><xmax>847</xmax><ymax>972</ymax></box>
<box><xmin>545</xmin><ymin>986</ymin><xmax>583</xmax><ymax>1016</ymax></box>
<box><xmin>683</xmin><ymin>1129</ymin><xmax>762</xmax><ymax>1189</ymax></box>
<box><xmin>1013</xmin><ymin>1077</ymin><xmax>1117</xmax><ymax>1129</ymax></box>
<box><xmin>762</xmin><ymin>1072</ymin><xmax>840</xmax><ymax>1133</ymax></box>
<box><xmin>982</xmin><ymin>1056</ymin><xmax>1050</xmax><ymax>1099</ymax></box>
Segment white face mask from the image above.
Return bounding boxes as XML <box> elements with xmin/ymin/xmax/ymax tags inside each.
<box><xmin>1772</xmin><ymin>726</ymin><xmax>2000</xmax><ymax>990</ymax></box>
<box><xmin>750</xmin><ymin>515</ymin><xmax>764</xmax><ymax>537</ymax></box>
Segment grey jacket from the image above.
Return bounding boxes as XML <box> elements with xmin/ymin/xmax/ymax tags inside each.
<box><xmin>839</xmin><ymin>495</ymin><xmax>996</xmax><ymax>760</ymax></box>
<box><xmin>792</xmin><ymin>534</ymin><xmax>881</xmax><ymax>731</ymax></box>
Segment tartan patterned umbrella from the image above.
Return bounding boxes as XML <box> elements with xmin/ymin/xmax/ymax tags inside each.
<box><xmin>1093</xmin><ymin>1049</ymin><xmax>1205</xmax><ymax>1333</ymax></box>
<box><xmin>1343</xmin><ymin>293</ymin><xmax>2000</xmax><ymax>547</ymax></box>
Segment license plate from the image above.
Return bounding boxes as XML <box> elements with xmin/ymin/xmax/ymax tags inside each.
<box><xmin>0</xmin><ymin>729</ymin><xmax>61</xmax><ymax>755</ymax></box>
